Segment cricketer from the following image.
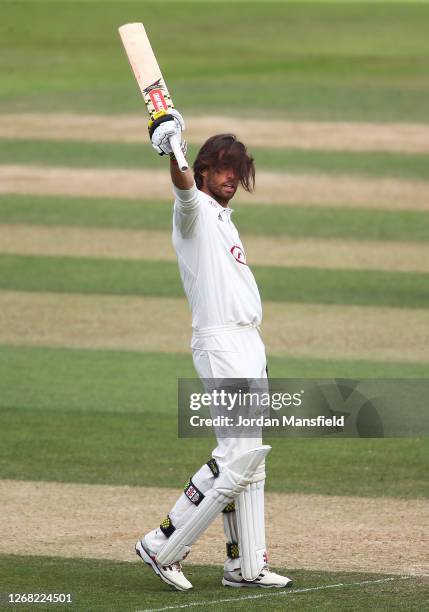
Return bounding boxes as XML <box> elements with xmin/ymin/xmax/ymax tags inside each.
<box><xmin>135</xmin><ymin>110</ymin><xmax>293</xmax><ymax>591</ymax></box>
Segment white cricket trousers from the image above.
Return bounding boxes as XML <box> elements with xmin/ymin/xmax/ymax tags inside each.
<box><xmin>143</xmin><ymin>325</ymin><xmax>268</xmax><ymax>561</ymax></box>
<box><xmin>191</xmin><ymin>325</ymin><xmax>268</xmax><ymax>468</ymax></box>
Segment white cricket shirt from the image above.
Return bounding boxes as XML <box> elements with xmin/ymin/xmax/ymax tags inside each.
<box><xmin>172</xmin><ymin>184</ymin><xmax>262</xmax><ymax>332</ymax></box>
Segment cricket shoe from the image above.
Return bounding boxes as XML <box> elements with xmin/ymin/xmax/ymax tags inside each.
<box><xmin>135</xmin><ymin>538</ymin><xmax>193</xmax><ymax>591</ymax></box>
<box><xmin>222</xmin><ymin>566</ymin><xmax>293</xmax><ymax>588</ymax></box>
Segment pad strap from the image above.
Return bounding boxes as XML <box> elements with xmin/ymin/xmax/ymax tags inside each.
<box><xmin>206</xmin><ymin>457</ymin><xmax>220</xmax><ymax>477</ymax></box>
<box><xmin>159</xmin><ymin>515</ymin><xmax>175</xmax><ymax>538</ymax></box>
<box><xmin>222</xmin><ymin>501</ymin><xmax>236</xmax><ymax>513</ymax></box>
<box><xmin>226</xmin><ymin>542</ymin><xmax>240</xmax><ymax>559</ymax></box>
<box><xmin>184</xmin><ymin>479</ymin><xmax>205</xmax><ymax>506</ymax></box>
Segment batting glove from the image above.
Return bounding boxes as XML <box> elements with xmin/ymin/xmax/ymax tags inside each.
<box><xmin>148</xmin><ymin>109</ymin><xmax>185</xmax><ymax>156</ymax></box>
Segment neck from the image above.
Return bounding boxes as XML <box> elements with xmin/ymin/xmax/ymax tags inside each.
<box><xmin>201</xmin><ymin>186</ymin><xmax>229</xmax><ymax>208</ymax></box>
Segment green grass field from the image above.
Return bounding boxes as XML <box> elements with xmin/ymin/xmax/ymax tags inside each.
<box><xmin>1</xmin><ymin>254</ymin><xmax>428</xmax><ymax>308</ymax></box>
<box><xmin>2</xmin><ymin>139</ymin><xmax>429</xmax><ymax>179</ymax></box>
<box><xmin>2</xmin><ymin>2</ymin><xmax>429</xmax><ymax>120</ymax></box>
<box><xmin>2</xmin><ymin>195</ymin><xmax>429</xmax><ymax>242</ymax></box>
<box><xmin>2</xmin><ymin>556</ymin><xmax>426</xmax><ymax>612</ymax></box>
<box><xmin>1</xmin><ymin>345</ymin><xmax>427</xmax><ymax>497</ymax></box>
<box><xmin>1</xmin><ymin>2</ymin><xmax>428</xmax><ymax>610</ymax></box>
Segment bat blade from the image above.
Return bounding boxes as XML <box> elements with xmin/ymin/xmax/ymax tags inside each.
<box><xmin>118</xmin><ymin>22</ymin><xmax>188</xmax><ymax>171</ymax></box>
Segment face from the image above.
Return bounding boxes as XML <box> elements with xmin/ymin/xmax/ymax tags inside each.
<box><xmin>200</xmin><ymin>166</ymin><xmax>239</xmax><ymax>206</ymax></box>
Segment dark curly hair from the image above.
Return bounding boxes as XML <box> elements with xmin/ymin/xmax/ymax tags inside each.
<box><xmin>193</xmin><ymin>134</ymin><xmax>255</xmax><ymax>192</ymax></box>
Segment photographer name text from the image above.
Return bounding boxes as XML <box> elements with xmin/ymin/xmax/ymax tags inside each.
<box><xmin>189</xmin><ymin>415</ymin><xmax>345</xmax><ymax>428</ymax></box>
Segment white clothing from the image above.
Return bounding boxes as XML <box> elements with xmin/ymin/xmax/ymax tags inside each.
<box><xmin>172</xmin><ymin>185</ymin><xmax>262</xmax><ymax>332</ymax></box>
<box><xmin>144</xmin><ymin>184</ymin><xmax>269</xmax><ymax>563</ymax></box>
<box><xmin>192</xmin><ymin>326</ymin><xmax>267</xmax><ymax>469</ymax></box>
<box><xmin>172</xmin><ymin>183</ymin><xmax>267</xmax><ymax>464</ymax></box>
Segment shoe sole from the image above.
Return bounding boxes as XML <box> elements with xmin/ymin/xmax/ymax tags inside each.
<box><xmin>222</xmin><ymin>577</ymin><xmax>293</xmax><ymax>589</ymax></box>
<box><xmin>135</xmin><ymin>540</ymin><xmax>192</xmax><ymax>591</ymax></box>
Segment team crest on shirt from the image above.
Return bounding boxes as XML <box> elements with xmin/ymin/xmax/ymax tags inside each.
<box><xmin>230</xmin><ymin>245</ymin><xmax>247</xmax><ymax>265</ymax></box>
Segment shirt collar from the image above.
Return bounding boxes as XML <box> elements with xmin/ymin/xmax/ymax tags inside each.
<box><xmin>201</xmin><ymin>191</ymin><xmax>234</xmax><ymax>215</ymax></box>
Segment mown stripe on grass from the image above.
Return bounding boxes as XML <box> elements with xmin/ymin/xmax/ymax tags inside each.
<box><xmin>2</xmin><ymin>195</ymin><xmax>429</xmax><ymax>243</ymax></box>
<box><xmin>2</xmin><ymin>114</ymin><xmax>429</xmax><ymax>153</ymax></box>
<box><xmin>0</xmin><ymin>292</ymin><xmax>190</xmax><ymax>354</ymax></box>
<box><xmin>1</xmin><ymin>404</ymin><xmax>427</xmax><ymax>498</ymax></box>
<box><xmin>2</xmin><ymin>224</ymin><xmax>429</xmax><ymax>273</ymax></box>
<box><xmin>1</xmin><ymin>139</ymin><xmax>429</xmax><ymax>180</ymax></box>
<box><xmin>1</xmin><ymin>479</ymin><xmax>427</xmax><ymax>575</ymax></box>
<box><xmin>253</xmin><ymin>148</ymin><xmax>429</xmax><ymax>181</ymax></box>
<box><xmin>1</xmin><ymin>165</ymin><xmax>428</xmax><ymax>210</ymax></box>
<box><xmin>2</xmin><ymin>0</ymin><xmax>429</xmax><ymax>123</ymax></box>
<box><xmin>1</xmin><ymin>255</ymin><xmax>428</xmax><ymax>308</ymax></box>
<box><xmin>1</xmin><ymin>291</ymin><xmax>428</xmax><ymax>363</ymax></box>
<box><xmin>2</xmin><ymin>345</ymin><xmax>428</xmax><ymax>420</ymax></box>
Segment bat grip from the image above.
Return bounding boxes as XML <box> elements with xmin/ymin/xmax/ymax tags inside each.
<box><xmin>169</xmin><ymin>134</ymin><xmax>189</xmax><ymax>172</ymax></box>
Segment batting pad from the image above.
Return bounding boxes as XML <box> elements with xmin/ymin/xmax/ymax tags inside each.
<box><xmin>235</xmin><ymin>480</ymin><xmax>267</xmax><ymax>580</ymax></box>
<box><xmin>156</xmin><ymin>445</ymin><xmax>271</xmax><ymax>565</ymax></box>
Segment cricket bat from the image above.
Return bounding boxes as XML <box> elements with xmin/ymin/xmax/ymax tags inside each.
<box><xmin>118</xmin><ymin>22</ymin><xmax>188</xmax><ymax>171</ymax></box>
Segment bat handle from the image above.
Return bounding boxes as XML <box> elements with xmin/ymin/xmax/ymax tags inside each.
<box><xmin>169</xmin><ymin>134</ymin><xmax>189</xmax><ymax>172</ymax></box>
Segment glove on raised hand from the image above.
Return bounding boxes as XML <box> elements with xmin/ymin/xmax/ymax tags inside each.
<box><xmin>148</xmin><ymin>109</ymin><xmax>186</xmax><ymax>156</ymax></box>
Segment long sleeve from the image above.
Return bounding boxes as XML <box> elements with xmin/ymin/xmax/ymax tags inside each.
<box><xmin>173</xmin><ymin>184</ymin><xmax>201</xmax><ymax>238</ymax></box>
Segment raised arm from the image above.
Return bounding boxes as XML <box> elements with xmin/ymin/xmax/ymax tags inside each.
<box><xmin>149</xmin><ymin>109</ymin><xmax>199</xmax><ymax>234</ymax></box>
<box><xmin>170</xmin><ymin>157</ymin><xmax>194</xmax><ymax>189</ymax></box>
